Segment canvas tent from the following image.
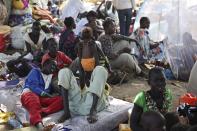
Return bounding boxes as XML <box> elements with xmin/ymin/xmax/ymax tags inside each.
<box><xmin>134</xmin><ymin>0</ymin><xmax>197</xmax><ymax>81</ymax></box>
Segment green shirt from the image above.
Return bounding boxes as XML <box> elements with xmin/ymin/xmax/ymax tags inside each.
<box><xmin>134</xmin><ymin>88</ymin><xmax>172</xmax><ymax>113</ymax></box>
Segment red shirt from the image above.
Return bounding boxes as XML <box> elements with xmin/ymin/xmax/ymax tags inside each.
<box><xmin>42</xmin><ymin>51</ymin><xmax>72</xmax><ymax>69</ymax></box>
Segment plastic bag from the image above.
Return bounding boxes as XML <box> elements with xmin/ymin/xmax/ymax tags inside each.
<box><xmin>0</xmin><ymin>91</ymin><xmax>17</xmax><ymax>112</ymax></box>
<box><xmin>14</xmin><ymin>107</ymin><xmax>30</xmax><ymax>124</ymax></box>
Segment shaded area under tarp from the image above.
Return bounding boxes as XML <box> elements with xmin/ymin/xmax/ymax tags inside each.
<box><xmin>134</xmin><ymin>0</ymin><xmax>197</xmax><ymax>81</ymax></box>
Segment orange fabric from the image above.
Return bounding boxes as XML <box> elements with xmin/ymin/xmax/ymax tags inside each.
<box><xmin>81</xmin><ymin>58</ymin><xmax>95</xmax><ymax>71</ymax></box>
<box><xmin>179</xmin><ymin>93</ymin><xmax>197</xmax><ymax>106</ymax></box>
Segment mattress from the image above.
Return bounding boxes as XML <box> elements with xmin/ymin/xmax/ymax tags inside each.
<box><xmin>0</xmin><ymin>86</ymin><xmax>133</xmax><ymax>131</ymax></box>
<box><xmin>50</xmin><ymin>97</ymin><xmax>133</xmax><ymax>131</ymax></box>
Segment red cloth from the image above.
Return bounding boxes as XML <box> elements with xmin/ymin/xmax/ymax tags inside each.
<box><xmin>21</xmin><ymin>92</ymin><xmax>63</xmax><ymax>125</ymax></box>
<box><xmin>42</xmin><ymin>51</ymin><xmax>72</xmax><ymax>69</ymax></box>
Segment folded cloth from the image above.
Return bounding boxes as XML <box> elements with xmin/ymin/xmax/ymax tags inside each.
<box><xmin>81</xmin><ymin>58</ymin><xmax>95</xmax><ymax>71</ymax></box>
<box><xmin>8</xmin><ymin>14</ymin><xmax>32</xmax><ymax>27</ymax></box>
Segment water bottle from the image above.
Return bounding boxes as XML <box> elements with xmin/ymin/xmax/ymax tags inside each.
<box><xmin>8</xmin><ymin>117</ymin><xmax>23</xmax><ymax>129</ymax></box>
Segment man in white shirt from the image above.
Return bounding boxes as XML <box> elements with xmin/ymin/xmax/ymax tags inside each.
<box><xmin>60</xmin><ymin>0</ymin><xmax>86</xmax><ymax>20</ymax></box>
<box><xmin>113</xmin><ymin>0</ymin><xmax>136</xmax><ymax>36</ymax></box>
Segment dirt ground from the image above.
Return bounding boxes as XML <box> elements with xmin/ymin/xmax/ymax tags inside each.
<box><xmin>110</xmin><ymin>77</ymin><xmax>187</xmax><ymax>111</ymax></box>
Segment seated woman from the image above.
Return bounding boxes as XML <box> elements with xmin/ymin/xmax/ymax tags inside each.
<box><xmin>130</xmin><ymin>67</ymin><xmax>172</xmax><ymax>131</ymax></box>
<box><xmin>6</xmin><ymin>21</ymin><xmax>46</xmax><ymax>77</ymax></box>
<box><xmin>78</xmin><ymin>27</ymin><xmax>111</xmax><ymax>88</ymax></box>
<box><xmin>59</xmin><ymin>17</ymin><xmax>77</xmax><ymax>60</ymax></box>
<box><xmin>21</xmin><ymin>59</ymin><xmax>63</xmax><ymax>130</ymax></box>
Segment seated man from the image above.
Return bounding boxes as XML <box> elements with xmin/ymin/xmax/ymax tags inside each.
<box><xmin>98</xmin><ymin>18</ymin><xmax>143</xmax><ymax>76</ymax></box>
<box><xmin>131</xmin><ymin>17</ymin><xmax>161</xmax><ymax>63</ymax></box>
<box><xmin>58</xmin><ymin>65</ymin><xmax>109</xmax><ymax>124</ymax></box>
<box><xmin>21</xmin><ymin>59</ymin><xmax>63</xmax><ymax>130</ymax></box>
<box><xmin>85</xmin><ymin>10</ymin><xmax>104</xmax><ymax>40</ymax></box>
<box><xmin>7</xmin><ymin>21</ymin><xmax>46</xmax><ymax>77</ymax></box>
<box><xmin>24</xmin><ymin>20</ymin><xmax>47</xmax><ymax>55</ymax></box>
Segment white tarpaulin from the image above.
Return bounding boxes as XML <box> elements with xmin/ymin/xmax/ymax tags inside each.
<box><xmin>60</xmin><ymin>0</ymin><xmax>96</xmax><ymax>20</ymax></box>
<box><xmin>134</xmin><ymin>0</ymin><xmax>197</xmax><ymax>81</ymax></box>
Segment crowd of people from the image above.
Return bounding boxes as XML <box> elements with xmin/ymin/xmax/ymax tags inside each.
<box><xmin>1</xmin><ymin>0</ymin><xmax>197</xmax><ymax>131</ymax></box>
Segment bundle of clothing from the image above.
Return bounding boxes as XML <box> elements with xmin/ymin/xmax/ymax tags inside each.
<box><xmin>9</xmin><ymin>0</ymin><xmax>33</xmax><ymax>26</ymax></box>
<box><xmin>32</xmin><ymin>6</ymin><xmax>55</xmax><ymax>23</ymax></box>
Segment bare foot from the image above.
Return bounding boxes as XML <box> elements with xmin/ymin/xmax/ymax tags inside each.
<box><xmin>87</xmin><ymin>110</ymin><xmax>98</xmax><ymax>123</ymax></box>
<box><xmin>58</xmin><ymin>114</ymin><xmax>71</xmax><ymax>123</ymax></box>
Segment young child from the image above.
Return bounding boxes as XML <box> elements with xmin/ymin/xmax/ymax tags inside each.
<box><xmin>140</xmin><ymin>111</ymin><xmax>166</xmax><ymax>131</ymax></box>
<box><xmin>42</xmin><ymin>38</ymin><xmax>72</xmax><ymax>76</ymax></box>
<box><xmin>78</xmin><ymin>27</ymin><xmax>111</xmax><ymax>88</ymax></box>
<box><xmin>59</xmin><ymin>17</ymin><xmax>77</xmax><ymax>60</ymax></box>
<box><xmin>164</xmin><ymin>112</ymin><xmax>180</xmax><ymax>131</ymax></box>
